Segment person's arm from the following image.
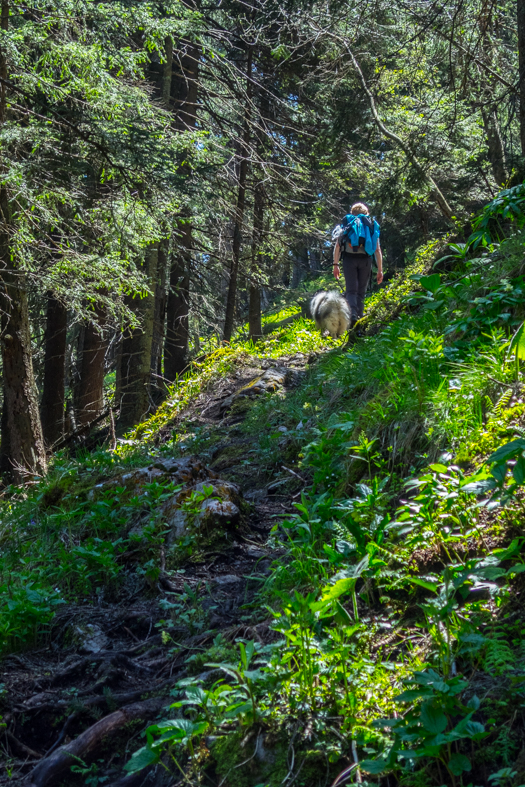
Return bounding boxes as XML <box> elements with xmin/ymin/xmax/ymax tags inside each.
<box><xmin>333</xmin><ymin>240</ymin><xmax>341</xmax><ymax>280</ymax></box>
<box><xmin>375</xmin><ymin>241</ymin><xmax>383</xmax><ymax>284</ymax></box>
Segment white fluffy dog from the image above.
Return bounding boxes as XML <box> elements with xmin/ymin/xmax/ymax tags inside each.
<box><xmin>310</xmin><ymin>291</ymin><xmax>350</xmax><ymax>339</ymax></box>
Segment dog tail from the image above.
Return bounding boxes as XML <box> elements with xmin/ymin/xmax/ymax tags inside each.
<box><xmin>310</xmin><ymin>292</ymin><xmax>325</xmax><ymax>322</ymax></box>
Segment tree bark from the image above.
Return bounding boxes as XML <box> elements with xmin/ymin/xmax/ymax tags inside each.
<box><xmin>41</xmin><ymin>295</ymin><xmax>67</xmax><ymax>447</ymax></box>
<box><xmin>0</xmin><ymin>0</ymin><xmax>46</xmax><ymax>482</ymax></box>
<box><xmin>162</xmin><ymin>36</ymin><xmax>173</xmax><ymax>107</ymax></box>
<box><xmin>476</xmin><ymin>21</ymin><xmax>507</xmax><ymax>185</ymax></box>
<box><xmin>163</xmin><ymin>39</ymin><xmax>199</xmax><ymax>379</ymax></box>
<box><xmin>249</xmin><ymin>174</ymin><xmax>264</xmax><ymax>340</ymax></box>
<box><xmin>0</xmin><ymin>254</ymin><xmax>45</xmax><ymax>481</ymax></box>
<box><xmin>151</xmin><ymin>238</ymin><xmax>168</xmax><ymax>388</ymax></box>
<box><xmin>292</xmin><ymin>247</ymin><xmax>308</xmax><ymax>288</ymax></box>
<box><xmin>223</xmin><ymin>46</ymin><xmax>253</xmax><ymax>341</ymax></box>
<box><xmin>518</xmin><ymin>0</ymin><xmax>525</xmax><ymax>154</ymax></box>
<box><xmin>164</xmin><ymin>225</ymin><xmax>191</xmax><ymax>380</ymax></box>
<box><xmin>144</xmin><ymin>41</ymin><xmax>170</xmax><ymax>388</ymax></box>
<box><xmin>248</xmin><ymin>283</ymin><xmax>262</xmax><ymax>340</ymax></box>
<box><xmin>75</xmin><ymin>305</ymin><xmax>108</xmax><ymax>429</ymax></box>
<box><xmin>248</xmin><ymin>57</ymin><xmax>271</xmax><ymax>342</ymax></box>
<box><xmin>118</xmin><ymin>244</ymin><xmax>158</xmax><ymax>430</ymax></box>
<box><xmin>0</xmin><ymin>252</ymin><xmax>47</xmax><ymax>480</ymax></box>
<box><xmin>481</xmin><ymin>105</ymin><xmax>507</xmax><ymax>185</ymax></box>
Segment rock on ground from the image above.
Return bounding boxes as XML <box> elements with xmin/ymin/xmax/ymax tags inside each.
<box><xmin>220</xmin><ymin>366</ymin><xmax>305</xmax><ymax>413</ymax></box>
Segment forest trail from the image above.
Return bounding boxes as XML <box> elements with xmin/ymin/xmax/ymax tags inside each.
<box><xmin>5</xmin><ymin>221</ymin><xmax>525</xmax><ymax>786</ymax></box>
<box><xmin>1</xmin><ymin>344</ymin><xmax>321</xmax><ymax>787</ymax></box>
<box><xmin>2</xmin><ymin>2</ymin><xmax>525</xmax><ymax>784</ymax></box>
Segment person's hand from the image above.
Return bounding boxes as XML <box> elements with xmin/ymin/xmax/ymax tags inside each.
<box><xmin>377</xmin><ymin>270</ymin><xmax>383</xmax><ymax>284</ymax></box>
<box><xmin>333</xmin><ymin>264</ymin><xmax>340</xmax><ymax>280</ymax></box>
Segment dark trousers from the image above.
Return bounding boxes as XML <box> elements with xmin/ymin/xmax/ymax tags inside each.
<box><xmin>342</xmin><ymin>253</ymin><xmax>372</xmax><ymax>321</ymax></box>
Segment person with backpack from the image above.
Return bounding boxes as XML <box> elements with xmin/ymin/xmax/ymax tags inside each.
<box><xmin>332</xmin><ymin>202</ymin><xmax>383</xmax><ymax>327</ymax></box>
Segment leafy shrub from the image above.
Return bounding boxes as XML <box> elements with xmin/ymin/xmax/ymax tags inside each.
<box><xmin>0</xmin><ymin>577</ymin><xmax>63</xmax><ymax>654</ymax></box>
<box><xmin>363</xmin><ymin>670</ymin><xmax>486</xmax><ymax>778</ymax></box>
<box><xmin>469</xmin><ymin>183</ymin><xmax>525</xmax><ymax>249</ymax></box>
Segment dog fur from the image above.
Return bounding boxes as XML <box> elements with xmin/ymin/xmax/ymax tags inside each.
<box><xmin>310</xmin><ymin>291</ymin><xmax>350</xmax><ymax>339</ymax></box>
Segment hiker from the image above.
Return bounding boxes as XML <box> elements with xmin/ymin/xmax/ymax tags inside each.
<box><xmin>332</xmin><ymin>202</ymin><xmax>383</xmax><ymax>327</ymax></box>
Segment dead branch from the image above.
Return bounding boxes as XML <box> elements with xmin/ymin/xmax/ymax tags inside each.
<box><xmin>51</xmin><ymin>407</ymin><xmax>116</xmax><ymax>451</ymax></box>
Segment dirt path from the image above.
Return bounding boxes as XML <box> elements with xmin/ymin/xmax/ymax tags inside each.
<box><xmin>1</xmin><ymin>353</ymin><xmax>312</xmax><ymax>787</ymax></box>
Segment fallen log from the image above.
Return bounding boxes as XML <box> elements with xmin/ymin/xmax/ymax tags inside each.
<box><xmin>25</xmin><ymin>696</ymin><xmax>167</xmax><ymax>787</ymax></box>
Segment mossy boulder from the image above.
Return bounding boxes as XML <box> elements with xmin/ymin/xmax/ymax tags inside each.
<box><xmin>161</xmin><ymin>479</ymin><xmax>242</xmax><ymax>544</ymax></box>
<box><xmin>220</xmin><ymin>367</ymin><xmax>304</xmax><ymax>414</ymax></box>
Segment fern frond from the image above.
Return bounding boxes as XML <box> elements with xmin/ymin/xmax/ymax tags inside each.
<box><xmin>515</xmin><ymin>638</ymin><xmax>525</xmax><ymax>667</ymax></box>
<box><xmin>489</xmin><ymin>389</ymin><xmax>513</xmax><ymax>419</ymax></box>
<box><xmin>483</xmin><ymin>630</ymin><xmax>515</xmax><ymax>675</ymax></box>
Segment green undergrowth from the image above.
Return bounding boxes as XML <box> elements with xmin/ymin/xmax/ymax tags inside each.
<box><xmin>123</xmin><ymin>202</ymin><xmax>525</xmax><ymax>783</ymax></box>
<box><xmin>5</xmin><ymin>189</ymin><xmax>525</xmax><ymax>784</ymax></box>
<box><xmin>0</xmin><ymin>281</ymin><xmax>341</xmax><ymax>655</ymax></box>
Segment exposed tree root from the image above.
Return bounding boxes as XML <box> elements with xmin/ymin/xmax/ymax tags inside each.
<box><xmin>5</xmin><ymin>730</ymin><xmax>42</xmax><ymax>761</ymax></box>
<box><xmin>104</xmin><ymin>768</ymin><xmax>156</xmax><ymax>787</ymax></box>
<box><xmin>24</xmin><ymin>697</ymin><xmax>167</xmax><ymax>787</ymax></box>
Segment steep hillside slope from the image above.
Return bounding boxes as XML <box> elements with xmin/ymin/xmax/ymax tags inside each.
<box><xmin>3</xmin><ymin>209</ymin><xmax>525</xmax><ymax>786</ymax></box>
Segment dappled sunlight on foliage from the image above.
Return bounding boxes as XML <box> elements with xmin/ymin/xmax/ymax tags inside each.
<box><xmin>6</xmin><ymin>197</ymin><xmax>525</xmax><ymax>784</ymax></box>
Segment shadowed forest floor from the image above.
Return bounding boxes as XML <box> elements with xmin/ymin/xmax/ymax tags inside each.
<box><xmin>1</xmin><ymin>348</ymin><xmax>322</xmax><ymax>786</ymax></box>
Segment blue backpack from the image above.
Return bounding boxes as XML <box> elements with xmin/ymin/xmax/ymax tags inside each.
<box><xmin>338</xmin><ymin>213</ymin><xmax>380</xmax><ymax>256</ymax></box>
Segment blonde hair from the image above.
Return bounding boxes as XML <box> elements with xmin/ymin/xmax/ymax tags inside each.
<box><xmin>350</xmin><ymin>202</ymin><xmax>369</xmax><ymax>215</ymax></box>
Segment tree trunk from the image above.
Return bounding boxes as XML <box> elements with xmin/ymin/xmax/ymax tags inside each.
<box><xmin>309</xmin><ymin>245</ymin><xmax>320</xmax><ymax>272</ymax></box>
<box><xmin>481</xmin><ymin>106</ymin><xmax>507</xmax><ymax>185</ymax></box>
<box><xmin>248</xmin><ymin>284</ymin><xmax>262</xmax><ymax>341</ymax></box>
<box><xmin>223</xmin><ymin>164</ymin><xmax>248</xmax><ymax>342</ymax></box>
<box><xmin>0</xmin><ymin>1</ymin><xmax>46</xmax><ymax>482</ymax></box>
<box><xmin>248</xmin><ymin>60</ymin><xmax>272</xmax><ymax>342</ymax></box>
<box><xmin>26</xmin><ymin>697</ymin><xmax>167</xmax><ymax>787</ymax></box>
<box><xmin>0</xmin><ymin>194</ymin><xmax>46</xmax><ymax>481</ymax></box>
<box><xmin>151</xmin><ymin>238</ymin><xmax>168</xmax><ymax>387</ymax></box>
<box><xmin>223</xmin><ymin>46</ymin><xmax>253</xmax><ymax>341</ymax></box>
<box><xmin>476</xmin><ymin>23</ymin><xmax>507</xmax><ymax>185</ymax></box>
<box><xmin>75</xmin><ymin>305</ymin><xmax>108</xmax><ymax>429</ymax></box>
<box><xmin>249</xmin><ymin>174</ymin><xmax>264</xmax><ymax>341</ymax></box>
<box><xmin>292</xmin><ymin>247</ymin><xmax>308</xmax><ymax>288</ymax></box>
<box><xmin>164</xmin><ymin>227</ymin><xmax>191</xmax><ymax>381</ymax></box>
<box><xmin>519</xmin><ymin>0</ymin><xmax>525</xmax><ymax>155</ymax></box>
<box><xmin>162</xmin><ymin>36</ymin><xmax>173</xmax><ymax>107</ymax></box>
<box><xmin>41</xmin><ymin>295</ymin><xmax>67</xmax><ymax>447</ymax></box>
<box><xmin>118</xmin><ymin>244</ymin><xmax>158</xmax><ymax>430</ymax></box>
<box><xmin>163</xmin><ymin>39</ymin><xmax>199</xmax><ymax>379</ymax></box>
